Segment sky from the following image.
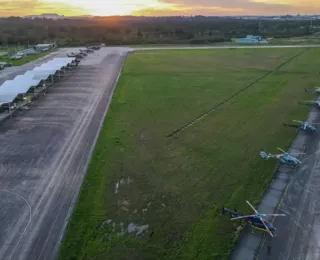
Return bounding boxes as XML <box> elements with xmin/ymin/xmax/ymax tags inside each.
<box><xmin>1</xmin><ymin>0</ymin><xmax>320</xmax><ymax>17</ymax></box>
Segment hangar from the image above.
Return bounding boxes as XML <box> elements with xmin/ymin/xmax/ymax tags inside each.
<box><xmin>0</xmin><ymin>57</ymin><xmax>78</xmax><ymax>121</ymax></box>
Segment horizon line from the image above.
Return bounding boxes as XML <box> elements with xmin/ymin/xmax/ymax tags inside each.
<box><xmin>1</xmin><ymin>13</ymin><xmax>320</xmax><ymax>18</ymax></box>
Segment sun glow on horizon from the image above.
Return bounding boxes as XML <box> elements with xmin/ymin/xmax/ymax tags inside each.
<box><xmin>1</xmin><ymin>0</ymin><xmax>320</xmax><ymax>17</ymax></box>
<box><xmin>41</xmin><ymin>0</ymin><xmax>177</xmax><ymax>16</ymax></box>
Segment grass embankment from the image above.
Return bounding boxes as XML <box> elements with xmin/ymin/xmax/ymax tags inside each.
<box><xmin>58</xmin><ymin>48</ymin><xmax>319</xmax><ymax>260</ymax></box>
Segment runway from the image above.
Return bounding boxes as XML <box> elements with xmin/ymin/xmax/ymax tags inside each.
<box><xmin>0</xmin><ymin>48</ymin><xmax>128</xmax><ymax>260</ymax></box>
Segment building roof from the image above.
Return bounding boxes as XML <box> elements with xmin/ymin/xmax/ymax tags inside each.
<box><xmin>0</xmin><ymin>81</ymin><xmax>20</xmax><ymax>104</ymax></box>
<box><xmin>46</xmin><ymin>57</ymin><xmax>75</xmax><ymax>66</ymax></box>
<box><xmin>0</xmin><ymin>57</ymin><xmax>76</xmax><ymax>104</ymax></box>
<box><xmin>14</xmin><ymin>74</ymin><xmax>43</xmax><ymax>87</ymax></box>
<box><xmin>0</xmin><ymin>76</ymin><xmax>41</xmax><ymax>96</ymax></box>
<box><xmin>35</xmin><ymin>44</ymin><xmax>53</xmax><ymax>47</ymax></box>
<box><xmin>24</xmin><ymin>70</ymin><xmax>53</xmax><ymax>80</ymax></box>
<box><xmin>0</xmin><ymin>93</ymin><xmax>20</xmax><ymax>105</ymax></box>
<box><xmin>35</xmin><ymin>57</ymin><xmax>75</xmax><ymax>72</ymax></box>
<box><xmin>24</xmin><ymin>70</ymin><xmax>56</xmax><ymax>80</ymax></box>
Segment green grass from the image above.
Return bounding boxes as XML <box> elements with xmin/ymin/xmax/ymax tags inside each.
<box><xmin>58</xmin><ymin>48</ymin><xmax>318</xmax><ymax>260</ymax></box>
<box><xmin>0</xmin><ymin>49</ymin><xmax>56</xmax><ymax>66</ymax></box>
<box><xmin>271</xmin><ymin>35</ymin><xmax>320</xmax><ymax>45</ymax></box>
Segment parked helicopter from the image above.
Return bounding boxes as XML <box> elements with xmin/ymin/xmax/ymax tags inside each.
<box><xmin>299</xmin><ymin>100</ymin><xmax>320</xmax><ymax>108</ymax></box>
<box><xmin>283</xmin><ymin>120</ymin><xmax>316</xmax><ymax>132</ymax></box>
<box><xmin>305</xmin><ymin>88</ymin><xmax>320</xmax><ymax>95</ymax></box>
<box><xmin>221</xmin><ymin>200</ymin><xmax>286</xmax><ymax>237</ymax></box>
<box><xmin>260</xmin><ymin>147</ymin><xmax>302</xmax><ymax>167</ymax></box>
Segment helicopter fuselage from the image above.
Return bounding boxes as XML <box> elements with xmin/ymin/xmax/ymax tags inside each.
<box><xmin>311</xmin><ymin>102</ymin><xmax>320</xmax><ymax>108</ymax></box>
<box><xmin>278</xmin><ymin>154</ymin><xmax>301</xmax><ymax>165</ymax></box>
<box><xmin>221</xmin><ymin>207</ymin><xmax>276</xmax><ymax>233</ymax></box>
<box><xmin>246</xmin><ymin>216</ymin><xmax>276</xmax><ymax>233</ymax></box>
<box><xmin>299</xmin><ymin>124</ymin><xmax>316</xmax><ymax>132</ymax></box>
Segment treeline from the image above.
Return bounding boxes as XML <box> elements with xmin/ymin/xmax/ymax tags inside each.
<box><xmin>0</xmin><ymin>16</ymin><xmax>320</xmax><ymax>46</ymax></box>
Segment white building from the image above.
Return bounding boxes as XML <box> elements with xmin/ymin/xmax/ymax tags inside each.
<box><xmin>24</xmin><ymin>14</ymin><xmax>65</xmax><ymax>20</ymax></box>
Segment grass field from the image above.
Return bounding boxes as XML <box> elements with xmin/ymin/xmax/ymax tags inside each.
<box><xmin>58</xmin><ymin>47</ymin><xmax>319</xmax><ymax>260</ymax></box>
<box><xmin>0</xmin><ymin>50</ymin><xmax>56</xmax><ymax>66</ymax></box>
<box><xmin>271</xmin><ymin>35</ymin><xmax>320</xmax><ymax>45</ymax></box>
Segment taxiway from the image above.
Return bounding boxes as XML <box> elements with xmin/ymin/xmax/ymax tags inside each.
<box><xmin>0</xmin><ymin>48</ymin><xmax>129</xmax><ymax>260</ymax></box>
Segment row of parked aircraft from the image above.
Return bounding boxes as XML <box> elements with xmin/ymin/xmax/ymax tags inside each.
<box><xmin>260</xmin><ymin>87</ymin><xmax>320</xmax><ymax>168</ymax></box>
<box><xmin>221</xmin><ymin>87</ymin><xmax>320</xmax><ymax>238</ymax></box>
<box><xmin>67</xmin><ymin>45</ymin><xmax>101</xmax><ymax>59</ymax></box>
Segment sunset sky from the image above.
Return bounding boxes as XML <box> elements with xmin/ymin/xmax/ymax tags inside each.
<box><xmin>1</xmin><ymin>0</ymin><xmax>320</xmax><ymax>17</ymax></box>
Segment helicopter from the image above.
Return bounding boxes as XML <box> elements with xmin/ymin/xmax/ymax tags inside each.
<box><xmin>260</xmin><ymin>147</ymin><xmax>302</xmax><ymax>167</ymax></box>
<box><xmin>283</xmin><ymin>120</ymin><xmax>316</xmax><ymax>132</ymax></box>
<box><xmin>305</xmin><ymin>88</ymin><xmax>320</xmax><ymax>95</ymax></box>
<box><xmin>221</xmin><ymin>200</ymin><xmax>286</xmax><ymax>237</ymax></box>
<box><xmin>299</xmin><ymin>100</ymin><xmax>320</xmax><ymax>108</ymax></box>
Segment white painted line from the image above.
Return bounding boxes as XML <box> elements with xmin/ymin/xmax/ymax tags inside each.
<box><xmin>0</xmin><ymin>189</ymin><xmax>32</xmax><ymax>260</ymax></box>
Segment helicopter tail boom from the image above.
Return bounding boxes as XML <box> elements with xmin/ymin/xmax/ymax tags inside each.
<box><xmin>283</xmin><ymin>123</ymin><xmax>299</xmax><ymax>128</ymax></box>
<box><xmin>220</xmin><ymin>207</ymin><xmax>241</xmax><ymax>219</ymax></box>
<box><xmin>305</xmin><ymin>88</ymin><xmax>320</xmax><ymax>94</ymax></box>
<box><xmin>260</xmin><ymin>149</ymin><xmax>276</xmax><ymax>160</ymax></box>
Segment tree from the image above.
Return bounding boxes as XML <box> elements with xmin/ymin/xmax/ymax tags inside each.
<box><xmin>137</xmin><ymin>28</ymin><xmax>143</xmax><ymax>38</ymax></box>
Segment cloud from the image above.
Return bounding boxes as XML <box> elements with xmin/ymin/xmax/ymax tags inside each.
<box><xmin>0</xmin><ymin>0</ymin><xmax>88</xmax><ymax>16</ymax></box>
<box><xmin>154</xmin><ymin>0</ymin><xmax>320</xmax><ymax>15</ymax></box>
<box><xmin>133</xmin><ymin>5</ymin><xmax>246</xmax><ymax>16</ymax></box>
<box><xmin>0</xmin><ymin>0</ymin><xmax>319</xmax><ymax>17</ymax></box>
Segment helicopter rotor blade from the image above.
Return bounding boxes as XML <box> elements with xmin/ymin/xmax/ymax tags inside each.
<box><xmin>246</xmin><ymin>200</ymin><xmax>258</xmax><ymax>214</ymax></box>
<box><xmin>260</xmin><ymin>213</ymin><xmax>286</xmax><ymax>217</ymax></box>
<box><xmin>259</xmin><ymin>217</ymin><xmax>274</xmax><ymax>238</ymax></box>
<box><xmin>277</xmin><ymin>147</ymin><xmax>286</xmax><ymax>154</ymax></box>
<box><xmin>230</xmin><ymin>215</ymin><xmax>256</xmax><ymax>220</ymax></box>
<box><xmin>292</xmin><ymin>120</ymin><xmax>303</xmax><ymax>123</ymax></box>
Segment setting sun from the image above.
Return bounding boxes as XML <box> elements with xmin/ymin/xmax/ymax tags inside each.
<box><xmin>41</xmin><ymin>0</ymin><xmax>177</xmax><ymax>16</ymax></box>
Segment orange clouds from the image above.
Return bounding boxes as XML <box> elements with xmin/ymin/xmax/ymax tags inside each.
<box><xmin>0</xmin><ymin>0</ymin><xmax>88</xmax><ymax>16</ymax></box>
<box><xmin>0</xmin><ymin>0</ymin><xmax>320</xmax><ymax>17</ymax></box>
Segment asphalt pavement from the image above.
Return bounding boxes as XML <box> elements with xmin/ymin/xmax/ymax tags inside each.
<box><xmin>256</xmin><ymin>103</ymin><xmax>320</xmax><ymax>260</ymax></box>
<box><xmin>0</xmin><ymin>48</ymin><xmax>129</xmax><ymax>260</ymax></box>
<box><xmin>231</xmin><ymin>103</ymin><xmax>320</xmax><ymax>260</ymax></box>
